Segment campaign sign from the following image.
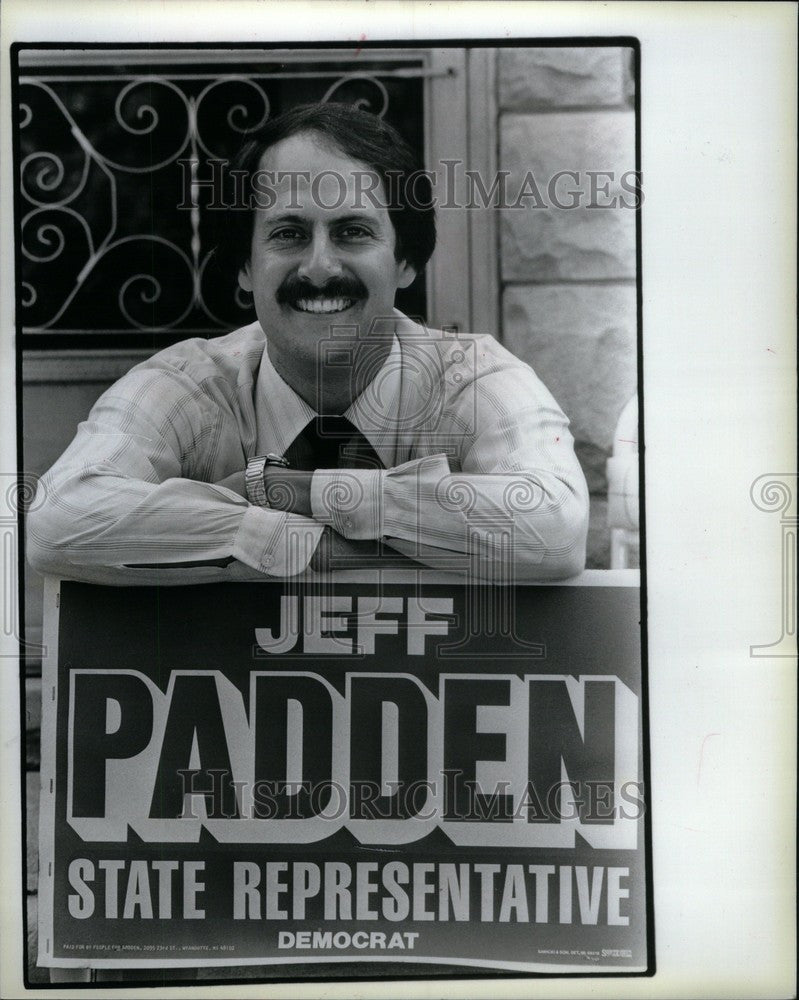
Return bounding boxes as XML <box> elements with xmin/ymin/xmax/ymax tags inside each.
<box><xmin>38</xmin><ymin>574</ymin><xmax>650</xmax><ymax>975</ymax></box>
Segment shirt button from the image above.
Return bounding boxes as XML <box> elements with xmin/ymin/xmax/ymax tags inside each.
<box><xmin>452</xmin><ymin>350</ymin><xmax>465</xmax><ymax>364</ymax></box>
<box><xmin>262</xmin><ymin>555</ymin><xmax>275</xmax><ymax>569</ymax></box>
<box><xmin>344</xmin><ymin>517</ymin><xmax>353</xmax><ymax>529</ymax></box>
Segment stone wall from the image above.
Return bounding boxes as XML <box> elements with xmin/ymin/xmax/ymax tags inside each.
<box><xmin>497</xmin><ymin>46</ymin><xmax>638</xmax><ymax>567</ymax></box>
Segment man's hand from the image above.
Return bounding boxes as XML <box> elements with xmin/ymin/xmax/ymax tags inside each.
<box><xmin>310</xmin><ymin>526</ymin><xmax>400</xmax><ymax>572</ymax></box>
<box><xmin>217</xmin><ymin>468</ymin><xmax>419</xmax><ymax>572</ymax></box>
<box><xmin>214</xmin><ymin>470</ymin><xmax>247</xmax><ymax>497</ymax></box>
<box><xmin>264</xmin><ymin>468</ymin><xmax>314</xmax><ymax>517</ymax></box>
<box><xmin>214</xmin><ymin>468</ymin><xmax>312</xmax><ymax>514</ymax></box>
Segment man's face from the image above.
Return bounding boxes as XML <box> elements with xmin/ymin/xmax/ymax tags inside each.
<box><xmin>238</xmin><ymin>132</ymin><xmax>416</xmax><ymax>399</ymax></box>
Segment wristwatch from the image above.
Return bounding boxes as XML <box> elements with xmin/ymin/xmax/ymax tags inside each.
<box><xmin>245</xmin><ymin>453</ymin><xmax>290</xmax><ymax>507</ymax></box>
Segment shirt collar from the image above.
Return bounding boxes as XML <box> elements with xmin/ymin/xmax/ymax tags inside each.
<box><xmin>254</xmin><ymin>324</ymin><xmax>404</xmax><ymax>467</ymax></box>
<box><xmin>254</xmin><ymin>343</ymin><xmax>316</xmax><ymax>457</ymax></box>
<box><xmin>343</xmin><ymin>334</ymin><xmax>402</xmax><ymax>468</ymax></box>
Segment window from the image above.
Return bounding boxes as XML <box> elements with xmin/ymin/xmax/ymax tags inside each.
<box><xmin>16</xmin><ymin>46</ymin><xmax>496</xmax><ymax>361</ymax></box>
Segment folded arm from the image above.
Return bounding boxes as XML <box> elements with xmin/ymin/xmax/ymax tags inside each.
<box><xmin>305</xmin><ymin>455</ymin><xmax>588</xmax><ymax>582</ymax></box>
<box><xmin>268</xmin><ymin>370</ymin><xmax>590</xmax><ymax>581</ymax></box>
<box><xmin>27</xmin><ymin>349</ymin><xmax>589</xmax><ymax>585</ymax></box>
<box><xmin>26</xmin><ymin>367</ymin><xmax>324</xmax><ymax>585</ymax></box>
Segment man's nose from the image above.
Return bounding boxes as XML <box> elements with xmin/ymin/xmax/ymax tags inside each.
<box><xmin>297</xmin><ymin>231</ymin><xmax>343</xmax><ymax>286</ymax></box>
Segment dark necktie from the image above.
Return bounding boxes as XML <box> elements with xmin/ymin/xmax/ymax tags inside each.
<box><xmin>284</xmin><ymin>415</ymin><xmax>394</xmax><ymax>566</ymax></box>
<box><xmin>284</xmin><ymin>415</ymin><xmax>383</xmax><ymax>472</ymax></box>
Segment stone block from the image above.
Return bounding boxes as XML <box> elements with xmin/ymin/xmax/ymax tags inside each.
<box><xmin>502</xmin><ymin>283</ymin><xmax>638</xmax><ymax>491</ymax></box>
<box><xmin>499</xmin><ymin>111</ymin><xmax>637</xmax><ymax>281</ymax></box>
<box><xmin>499</xmin><ymin>47</ymin><xmax>627</xmax><ymax>110</ymax></box>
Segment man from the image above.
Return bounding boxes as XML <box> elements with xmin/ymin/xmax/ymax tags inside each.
<box><xmin>27</xmin><ymin>103</ymin><xmax>588</xmax><ymax>584</ymax></box>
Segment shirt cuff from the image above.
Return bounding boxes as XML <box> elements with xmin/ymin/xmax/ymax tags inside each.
<box><xmin>232</xmin><ymin>504</ymin><xmax>325</xmax><ymax>576</ymax></box>
<box><xmin>310</xmin><ymin>468</ymin><xmax>383</xmax><ymax>539</ymax></box>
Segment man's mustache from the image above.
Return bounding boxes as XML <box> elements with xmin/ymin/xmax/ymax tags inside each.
<box><xmin>276</xmin><ymin>274</ymin><xmax>368</xmax><ymax>305</ymax></box>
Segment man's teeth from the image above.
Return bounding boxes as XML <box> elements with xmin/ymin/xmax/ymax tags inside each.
<box><xmin>295</xmin><ymin>297</ymin><xmax>355</xmax><ymax>314</ymax></box>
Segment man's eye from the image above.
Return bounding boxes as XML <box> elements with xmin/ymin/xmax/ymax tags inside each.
<box><xmin>338</xmin><ymin>225</ymin><xmax>371</xmax><ymax>240</ymax></box>
<box><xmin>271</xmin><ymin>228</ymin><xmax>304</xmax><ymax>241</ymax></box>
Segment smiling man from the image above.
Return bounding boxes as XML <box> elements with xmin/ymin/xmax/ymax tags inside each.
<box><xmin>237</xmin><ymin>131</ymin><xmax>417</xmax><ymax>410</ymax></box>
<box><xmin>27</xmin><ymin>103</ymin><xmax>589</xmax><ymax>583</ymax></box>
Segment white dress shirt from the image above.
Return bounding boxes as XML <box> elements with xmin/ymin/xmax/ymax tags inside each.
<box><xmin>27</xmin><ymin>313</ymin><xmax>589</xmax><ymax>584</ymax></box>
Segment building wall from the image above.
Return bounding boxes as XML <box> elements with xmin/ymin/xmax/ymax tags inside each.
<box><xmin>496</xmin><ymin>47</ymin><xmax>638</xmax><ymax>567</ymax></box>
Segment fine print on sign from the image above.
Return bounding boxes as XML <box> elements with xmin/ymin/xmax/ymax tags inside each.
<box><xmin>38</xmin><ymin>577</ymin><xmax>649</xmax><ymax>975</ymax></box>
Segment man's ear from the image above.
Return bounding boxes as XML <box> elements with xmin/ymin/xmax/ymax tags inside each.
<box><xmin>396</xmin><ymin>260</ymin><xmax>417</xmax><ymax>289</ymax></box>
<box><xmin>238</xmin><ymin>262</ymin><xmax>253</xmax><ymax>293</ymax></box>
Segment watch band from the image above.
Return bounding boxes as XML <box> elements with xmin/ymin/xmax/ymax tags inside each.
<box><xmin>245</xmin><ymin>454</ymin><xmax>291</xmax><ymax>508</ymax></box>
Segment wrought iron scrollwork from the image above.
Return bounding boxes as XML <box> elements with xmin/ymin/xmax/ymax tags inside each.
<box><xmin>17</xmin><ymin>59</ymin><xmax>419</xmax><ymax>341</ymax></box>
<box><xmin>321</xmin><ymin>74</ymin><xmax>389</xmax><ymax>117</ymax></box>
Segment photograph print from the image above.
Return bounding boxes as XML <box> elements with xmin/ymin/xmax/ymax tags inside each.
<box><xmin>13</xmin><ymin>39</ymin><xmax>648</xmax><ymax>985</ymax></box>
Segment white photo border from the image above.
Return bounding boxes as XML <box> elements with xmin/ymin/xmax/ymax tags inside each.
<box><xmin>1</xmin><ymin>2</ymin><xmax>796</xmax><ymax>999</ymax></box>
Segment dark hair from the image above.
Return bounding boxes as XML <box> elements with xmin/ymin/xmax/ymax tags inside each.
<box><xmin>214</xmin><ymin>102</ymin><xmax>436</xmax><ymax>277</ymax></box>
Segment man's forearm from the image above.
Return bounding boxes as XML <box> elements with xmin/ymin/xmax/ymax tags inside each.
<box><xmin>28</xmin><ymin>461</ymin><xmax>325</xmax><ymax>582</ymax></box>
<box><xmin>265</xmin><ymin>460</ymin><xmax>589</xmax><ymax>580</ymax></box>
